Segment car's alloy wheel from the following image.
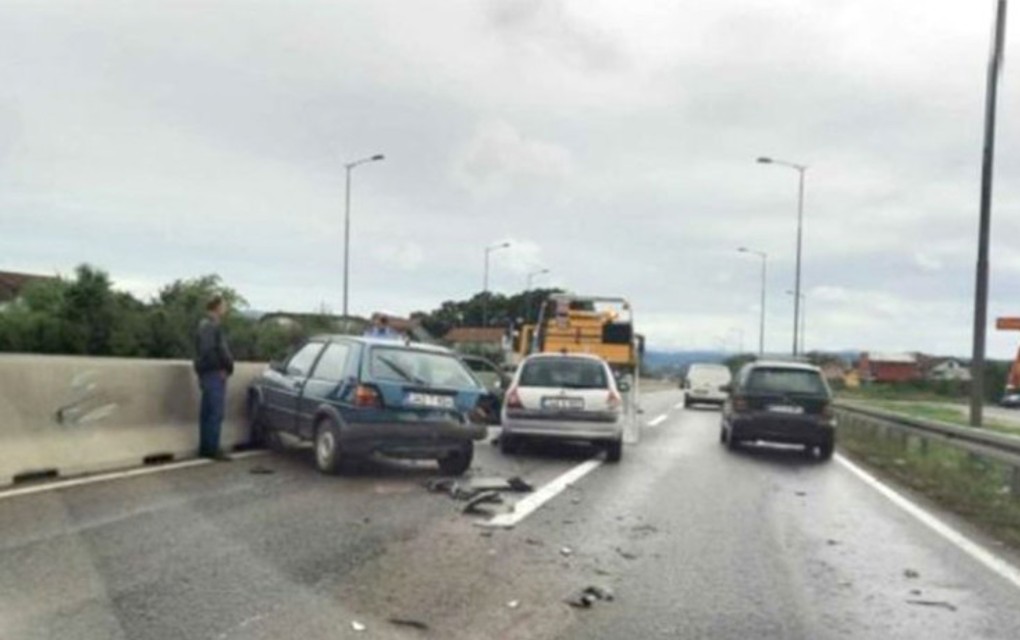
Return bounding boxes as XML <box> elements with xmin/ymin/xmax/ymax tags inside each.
<box><xmin>605</xmin><ymin>438</ymin><xmax>623</xmax><ymax>463</ymax></box>
<box><xmin>315</xmin><ymin>420</ymin><xmax>343</xmax><ymax>474</ymax></box>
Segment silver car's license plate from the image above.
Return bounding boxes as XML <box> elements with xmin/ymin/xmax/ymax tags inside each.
<box><xmin>542</xmin><ymin>396</ymin><xmax>584</xmax><ymax>410</ymax></box>
<box><xmin>405</xmin><ymin>393</ymin><xmax>455</xmax><ymax>409</ymax></box>
<box><xmin>767</xmin><ymin>404</ymin><xmax>804</xmax><ymax>415</ymax></box>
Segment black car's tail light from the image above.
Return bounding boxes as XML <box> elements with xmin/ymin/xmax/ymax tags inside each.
<box><xmin>354</xmin><ymin>384</ymin><xmax>383</xmax><ymax>409</ymax></box>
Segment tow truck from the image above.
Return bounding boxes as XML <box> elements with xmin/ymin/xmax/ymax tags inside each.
<box><xmin>510</xmin><ymin>293</ymin><xmax>644</xmax><ymax>441</ymax></box>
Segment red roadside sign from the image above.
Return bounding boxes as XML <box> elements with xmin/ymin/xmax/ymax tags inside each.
<box><xmin>996</xmin><ymin>317</ymin><xmax>1020</xmax><ymax>330</ymax></box>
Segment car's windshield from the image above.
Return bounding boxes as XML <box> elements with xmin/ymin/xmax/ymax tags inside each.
<box><xmin>370</xmin><ymin>347</ymin><xmax>478</xmax><ymax>389</ymax></box>
<box><xmin>746</xmin><ymin>368</ymin><xmax>828</xmax><ymax>396</ymax></box>
<box><xmin>519</xmin><ymin>358</ymin><xmax>608</xmax><ymax>389</ymax></box>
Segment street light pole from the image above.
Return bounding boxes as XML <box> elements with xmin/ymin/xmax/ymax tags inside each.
<box><xmin>971</xmin><ymin>0</ymin><xmax>1009</xmax><ymax>428</ymax></box>
<box><xmin>342</xmin><ymin>153</ymin><xmax>385</xmax><ymax>318</ymax></box>
<box><xmin>786</xmin><ymin>290</ymin><xmax>807</xmax><ymax>355</ymax></box>
<box><xmin>526</xmin><ymin>268</ymin><xmax>550</xmax><ymax>290</ymax></box>
<box><xmin>482</xmin><ymin>242</ymin><xmax>511</xmax><ymax>326</ymax></box>
<box><xmin>757</xmin><ymin>156</ymin><xmax>808</xmax><ymax>357</ymax></box>
<box><xmin>738</xmin><ymin>247</ymin><xmax>768</xmax><ymax>356</ymax></box>
<box><xmin>525</xmin><ymin>268</ymin><xmax>550</xmax><ymax>324</ymax></box>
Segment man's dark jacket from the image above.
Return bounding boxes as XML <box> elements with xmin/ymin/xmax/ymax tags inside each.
<box><xmin>193</xmin><ymin>316</ymin><xmax>235</xmax><ymax>376</ymax></box>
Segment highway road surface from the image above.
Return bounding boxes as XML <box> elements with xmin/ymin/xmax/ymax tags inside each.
<box><xmin>3</xmin><ymin>389</ymin><xmax>1020</xmax><ymax>639</ymax></box>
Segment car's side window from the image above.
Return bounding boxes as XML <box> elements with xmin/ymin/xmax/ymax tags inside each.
<box><xmin>286</xmin><ymin>342</ymin><xmax>325</xmax><ymax>378</ymax></box>
<box><xmin>311</xmin><ymin>343</ymin><xmax>351</xmax><ymax>381</ymax></box>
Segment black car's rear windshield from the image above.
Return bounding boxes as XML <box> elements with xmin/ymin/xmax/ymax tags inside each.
<box><xmin>746</xmin><ymin>368</ymin><xmax>828</xmax><ymax>395</ymax></box>
<box><xmin>519</xmin><ymin>358</ymin><xmax>608</xmax><ymax>389</ymax></box>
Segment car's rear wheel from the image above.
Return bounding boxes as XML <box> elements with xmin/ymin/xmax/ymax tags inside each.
<box><xmin>726</xmin><ymin>431</ymin><xmax>741</xmax><ymax>450</ymax></box>
<box><xmin>817</xmin><ymin>439</ymin><xmax>835</xmax><ymax>461</ymax></box>
<box><xmin>499</xmin><ymin>433</ymin><xmax>519</xmax><ymax>455</ymax></box>
<box><xmin>314</xmin><ymin>419</ymin><xmax>344</xmax><ymax>475</ymax></box>
<box><xmin>605</xmin><ymin>438</ymin><xmax>623</xmax><ymax>463</ymax></box>
<box><xmin>719</xmin><ymin>426</ymin><xmax>728</xmax><ymax>444</ymax></box>
<box><xmin>683</xmin><ymin>397</ymin><xmax>691</xmax><ymax>409</ymax></box>
<box><xmin>438</xmin><ymin>442</ymin><xmax>473</xmax><ymax>476</ymax></box>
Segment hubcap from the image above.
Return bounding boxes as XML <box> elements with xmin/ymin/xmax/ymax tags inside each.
<box><xmin>317</xmin><ymin>429</ymin><xmax>335</xmax><ymax>466</ymax></box>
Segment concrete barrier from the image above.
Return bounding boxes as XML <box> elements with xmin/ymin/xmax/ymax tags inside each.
<box><xmin>0</xmin><ymin>354</ymin><xmax>265</xmax><ymax>487</ymax></box>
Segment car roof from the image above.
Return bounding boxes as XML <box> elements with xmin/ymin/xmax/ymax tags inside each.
<box><xmin>310</xmin><ymin>335</ymin><xmax>454</xmax><ymax>354</ymax></box>
<box><xmin>745</xmin><ymin>360</ymin><xmax>822</xmax><ymax>373</ymax></box>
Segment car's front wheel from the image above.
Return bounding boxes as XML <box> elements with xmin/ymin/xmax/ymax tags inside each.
<box><xmin>499</xmin><ymin>434</ymin><xmax>519</xmax><ymax>455</ymax></box>
<box><xmin>314</xmin><ymin>419</ymin><xmax>344</xmax><ymax>475</ymax></box>
<box><xmin>438</xmin><ymin>442</ymin><xmax>473</xmax><ymax>475</ymax></box>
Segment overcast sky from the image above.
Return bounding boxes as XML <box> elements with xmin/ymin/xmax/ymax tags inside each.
<box><xmin>2</xmin><ymin>0</ymin><xmax>1019</xmax><ymax>356</ymax></box>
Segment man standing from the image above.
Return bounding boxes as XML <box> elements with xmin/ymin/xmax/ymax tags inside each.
<box><xmin>363</xmin><ymin>313</ymin><xmax>401</xmax><ymax>340</ymax></box>
<box><xmin>194</xmin><ymin>295</ymin><xmax>234</xmax><ymax>460</ymax></box>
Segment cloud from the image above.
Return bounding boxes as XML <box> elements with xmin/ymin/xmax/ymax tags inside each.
<box><xmin>451</xmin><ymin>120</ymin><xmax>574</xmax><ymax>198</ymax></box>
<box><xmin>2</xmin><ymin>0</ymin><xmax>1018</xmax><ymax>358</ymax></box>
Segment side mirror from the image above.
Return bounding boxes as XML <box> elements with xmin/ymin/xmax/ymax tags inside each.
<box><xmin>269</xmin><ymin>360</ymin><xmax>286</xmax><ymax>374</ymax></box>
<box><xmin>719</xmin><ymin>384</ymin><xmax>732</xmax><ymax>394</ymax></box>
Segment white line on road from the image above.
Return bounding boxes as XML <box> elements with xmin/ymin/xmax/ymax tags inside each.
<box><xmin>648</xmin><ymin>414</ymin><xmax>668</xmax><ymax>428</ymax></box>
<box><xmin>0</xmin><ymin>450</ymin><xmax>267</xmax><ymax>502</ymax></box>
<box><xmin>479</xmin><ymin>458</ymin><xmax>603</xmax><ymax>529</ymax></box>
<box><xmin>836</xmin><ymin>453</ymin><xmax>1020</xmax><ymax>591</ymax></box>
<box><xmin>674</xmin><ymin>401</ymin><xmax>686</xmax><ymax>410</ymax></box>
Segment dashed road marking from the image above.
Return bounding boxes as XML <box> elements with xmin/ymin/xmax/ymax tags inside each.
<box><xmin>648</xmin><ymin>414</ymin><xmax>668</xmax><ymax>427</ymax></box>
<box><xmin>674</xmin><ymin>401</ymin><xmax>686</xmax><ymax>410</ymax></box>
<box><xmin>836</xmin><ymin>453</ymin><xmax>1020</xmax><ymax>591</ymax></box>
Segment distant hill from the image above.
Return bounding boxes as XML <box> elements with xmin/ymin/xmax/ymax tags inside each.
<box><xmin>642</xmin><ymin>348</ymin><xmax>862</xmax><ymax>377</ymax></box>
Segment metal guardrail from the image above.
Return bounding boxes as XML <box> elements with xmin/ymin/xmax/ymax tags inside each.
<box><xmin>834</xmin><ymin>401</ymin><xmax>1020</xmax><ymax>468</ymax></box>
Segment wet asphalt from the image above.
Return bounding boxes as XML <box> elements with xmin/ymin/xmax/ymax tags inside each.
<box><xmin>3</xmin><ymin>389</ymin><xmax>1020</xmax><ymax>639</ymax></box>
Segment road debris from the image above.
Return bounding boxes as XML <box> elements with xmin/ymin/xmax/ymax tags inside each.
<box><xmin>615</xmin><ymin>547</ymin><xmax>639</xmax><ymax>560</ymax></box>
<box><xmin>388</xmin><ymin>618</ymin><xmax>429</xmax><ymax>631</ymax></box>
<box><xmin>479</xmin><ymin>530</ymin><xmax>494</xmax><ymax>538</ymax></box>
<box><xmin>910</xmin><ymin>589</ymin><xmax>922</xmax><ymax>596</ymax></box>
<box><xmin>351</xmin><ymin>621</ymin><xmax>366</xmax><ymax>632</ymax></box>
<box><xmin>249</xmin><ymin>465</ymin><xmax>275</xmax><ymax>475</ymax></box>
<box><xmin>906</xmin><ymin>599</ymin><xmax>957</xmax><ymax>612</ymax></box>
<box><xmin>826</xmin><ymin>539</ymin><xmax>839</xmax><ymax>546</ymax></box>
<box><xmin>565</xmin><ymin>585</ymin><xmax>615</xmax><ymax>609</ymax></box>
<box><xmin>525</xmin><ymin>538</ymin><xmax>544</xmax><ymax>546</ymax></box>
<box><xmin>903</xmin><ymin>569</ymin><xmax>920</xmax><ymax>579</ymax></box>
<box><xmin>795</xmin><ymin>491</ymin><xmax>807</xmax><ymax>497</ymax></box>
<box><xmin>560</xmin><ymin>546</ymin><xmax>574</xmax><ymax>557</ymax></box>
<box><xmin>463</xmin><ymin>491</ymin><xmax>503</xmax><ymax>515</ymax></box>
<box><xmin>426</xmin><ymin>475</ymin><xmax>534</xmax><ymax>504</ymax></box>
<box><xmin>507</xmin><ymin>600</ymin><xmax>520</xmax><ymax>609</ymax></box>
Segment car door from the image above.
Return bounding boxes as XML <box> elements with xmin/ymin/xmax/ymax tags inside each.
<box><xmin>262</xmin><ymin>341</ymin><xmax>326</xmax><ymax>434</ymax></box>
<box><xmin>296</xmin><ymin>341</ymin><xmax>354</xmax><ymax>439</ymax></box>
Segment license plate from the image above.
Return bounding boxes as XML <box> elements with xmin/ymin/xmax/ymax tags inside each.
<box><xmin>405</xmin><ymin>393</ymin><xmax>455</xmax><ymax>409</ymax></box>
<box><xmin>542</xmin><ymin>396</ymin><xmax>584</xmax><ymax>410</ymax></box>
<box><xmin>768</xmin><ymin>404</ymin><xmax>804</xmax><ymax>415</ymax></box>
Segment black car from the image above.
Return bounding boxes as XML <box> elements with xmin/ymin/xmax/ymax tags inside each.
<box><xmin>720</xmin><ymin>361</ymin><xmax>835</xmax><ymax>460</ymax></box>
<box><xmin>247</xmin><ymin>336</ymin><xmax>490</xmax><ymax>475</ymax></box>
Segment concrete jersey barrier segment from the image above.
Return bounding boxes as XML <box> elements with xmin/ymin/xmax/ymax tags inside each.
<box><xmin>0</xmin><ymin>354</ymin><xmax>264</xmax><ymax>488</ymax></box>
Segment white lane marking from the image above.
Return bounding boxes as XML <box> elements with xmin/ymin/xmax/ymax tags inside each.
<box><xmin>836</xmin><ymin>453</ymin><xmax>1020</xmax><ymax>591</ymax></box>
<box><xmin>0</xmin><ymin>450</ymin><xmax>267</xmax><ymax>502</ymax></box>
<box><xmin>674</xmin><ymin>401</ymin><xmax>686</xmax><ymax>410</ymax></box>
<box><xmin>648</xmin><ymin>414</ymin><xmax>668</xmax><ymax>427</ymax></box>
<box><xmin>480</xmin><ymin>458</ymin><xmax>603</xmax><ymax>529</ymax></box>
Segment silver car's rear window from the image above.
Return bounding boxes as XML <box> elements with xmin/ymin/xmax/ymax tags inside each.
<box><xmin>519</xmin><ymin>358</ymin><xmax>608</xmax><ymax>389</ymax></box>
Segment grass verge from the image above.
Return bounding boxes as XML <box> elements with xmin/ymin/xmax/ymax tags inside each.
<box><xmin>837</xmin><ymin>410</ymin><xmax>1020</xmax><ymax>551</ymax></box>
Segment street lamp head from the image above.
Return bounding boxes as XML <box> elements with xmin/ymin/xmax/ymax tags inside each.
<box><xmin>756</xmin><ymin>157</ymin><xmax>773</xmax><ymax>164</ymax></box>
<box><xmin>738</xmin><ymin>247</ymin><xmax>748</xmax><ymax>253</ymax></box>
<box><xmin>371</xmin><ymin>154</ymin><xmax>385</xmax><ymax>161</ymax></box>
<box><xmin>499</xmin><ymin>242</ymin><xmax>511</xmax><ymax>249</ymax></box>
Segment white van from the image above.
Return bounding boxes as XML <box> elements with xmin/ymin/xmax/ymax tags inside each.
<box><xmin>684</xmin><ymin>363</ymin><xmax>732</xmax><ymax>408</ymax></box>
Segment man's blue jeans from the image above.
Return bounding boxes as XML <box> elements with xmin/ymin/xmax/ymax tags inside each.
<box><xmin>199</xmin><ymin>372</ymin><xmax>226</xmax><ymax>457</ymax></box>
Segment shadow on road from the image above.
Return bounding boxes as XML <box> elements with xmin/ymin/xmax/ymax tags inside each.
<box><xmin>726</xmin><ymin>442</ymin><xmax>827</xmax><ymax>467</ymax></box>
